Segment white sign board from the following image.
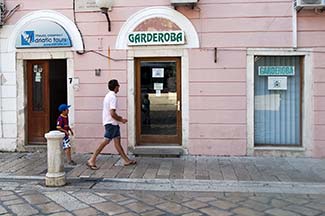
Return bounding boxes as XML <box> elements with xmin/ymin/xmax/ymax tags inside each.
<box><xmin>75</xmin><ymin>0</ymin><xmax>99</xmax><ymax>12</ymax></box>
<box><xmin>255</xmin><ymin>94</ymin><xmax>281</xmax><ymax>111</ymax></box>
<box><xmin>154</xmin><ymin>83</ymin><xmax>163</xmax><ymax>90</ymax></box>
<box><xmin>128</xmin><ymin>31</ymin><xmax>185</xmax><ymax>46</ymax></box>
<box><xmin>16</xmin><ymin>21</ymin><xmax>72</xmax><ymax>48</ymax></box>
<box><xmin>268</xmin><ymin>77</ymin><xmax>287</xmax><ymax>90</ymax></box>
<box><xmin>152</xmin><ymin>68</ymin><xmax>164</xmax><ymax>78</ymax></box>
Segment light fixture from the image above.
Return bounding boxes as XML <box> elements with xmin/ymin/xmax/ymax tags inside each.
<box><xmin>96</xmin><ymin>0</ymin><xmax>114</xmax><ymax>31</ymax></box>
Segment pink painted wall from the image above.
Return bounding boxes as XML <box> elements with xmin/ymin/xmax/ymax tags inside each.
<box><xmin>313</xmin><ymin>51</ymin><xmax>325</xmax><ymax>157</ymax></box>
<box><xmin>5</xmin><ymin>0</ymin><xmax>325</xmax><ymax>157</ymax></box>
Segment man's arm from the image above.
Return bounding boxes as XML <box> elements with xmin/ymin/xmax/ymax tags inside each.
<box><xmin>110</xmin><ymin>109</ymin><xmax>127</xmax><ymax>123</ymax></box>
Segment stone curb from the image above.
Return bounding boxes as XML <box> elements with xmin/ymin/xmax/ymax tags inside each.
<box><xmin>0</xmin><ymin>175</ymin><xmax>325</xmax><ymax>194</ymax></box>
<box><xmin>95</xmin><ymin>178</ymin><xmax>325</xmax><ymax>194</ymax></box>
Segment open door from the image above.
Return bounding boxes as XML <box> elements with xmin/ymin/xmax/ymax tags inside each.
<box><xmin>27</xmin><ymin>60</ymin><xmax>50</xmax><ymax>144</ymax></box>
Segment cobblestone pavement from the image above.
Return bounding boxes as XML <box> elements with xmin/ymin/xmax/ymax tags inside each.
<box><xmin>1</xmin><ymin>152</ymin><xmax>325</xmax><ymax>183</ymax></box>
<box><xmin>1</xmin><ymin>152</ymin><xmax>325</xmax><ymax>215</ymax></box>
<box><xmin>1</xmin><ymin>179</ymin><xmax>325</xmax><ymax>216</ymax></box>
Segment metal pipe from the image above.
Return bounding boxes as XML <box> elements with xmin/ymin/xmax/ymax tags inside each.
<box><xmin>292</xmin><ymin>2</ymin><xmax>298</xmax><ymax>49</ymax></box>
<box><xmin>0</xmin><ymin>73</ymin><xmax>3</xmax><ymax>138</ymax></box>
<box><xmin>101</xmin><ymin>8</ymin><xmax>111</xmax><ymax>32</ymax></box>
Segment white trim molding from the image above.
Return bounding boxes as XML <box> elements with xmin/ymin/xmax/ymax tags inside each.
<box><xmin>16</xmin><ymin>51</ymin><xmax>75</xmax><ymax>151</ymax></box>
<box><xmin>0</xmin><ymin>10</ymin><xmax>82</xmax><ymax>151</ymax></box>
<box><xmin>247</xmin><ymin>48</ymin><xmax>313</xmax><ymax>157</ymax></box>
<box><xmin>115</xmin><ymin>7</ymin><xmax>197</xmax><ymax>154</ymax></box>
<box><xmin>7</xmin><ymin>10</ymin><xmax>83</xmax><ymax>52</ymax></box>
<box><xmin>116</xmin><ymin>6</ymin><xmax>199</xmax><ymax>49</ymax></box>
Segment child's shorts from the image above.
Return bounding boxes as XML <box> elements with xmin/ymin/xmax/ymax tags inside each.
<box><xmin>62</xmin><ymin>137</ymin><xmax>71</xmax><ymax>150</ymax></box>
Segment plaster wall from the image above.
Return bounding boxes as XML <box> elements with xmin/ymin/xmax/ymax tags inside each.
<box><xmin>1</xmin><ymin>0</ymin><xmax>325</xmax><ymax>157</ymax></box>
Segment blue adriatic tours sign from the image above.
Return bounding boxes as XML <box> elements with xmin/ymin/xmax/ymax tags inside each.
<box><xmin>16</xmin><ymin>21</ymin><xmax>72</xmax><ymax>48</ymax></box>
<box><xmin>128</xmin><ymin>31</ymin><xmax>185</xmax><ymax>46</ymax></box>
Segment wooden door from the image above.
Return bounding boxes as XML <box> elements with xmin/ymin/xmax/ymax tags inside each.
<box><xmin>27</xmin><ymin>60</ymin><xmax>50</xmax><ymax>144</ymax></box>
<box><xmin>136</xmin><ymin>57</ymin><xmax>182</xmax><ymax>145</ymax></box>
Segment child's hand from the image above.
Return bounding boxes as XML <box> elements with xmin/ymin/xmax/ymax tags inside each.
<box><xmin>70</xmin><ymin>130</ymin><xmax>74</xmax><ymax>136</ymax></box>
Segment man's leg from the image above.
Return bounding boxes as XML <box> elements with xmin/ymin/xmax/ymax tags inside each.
<box><xmin>113</xmin><ymin>137</ymin><xmax>136</xmax><ymax>165</ymax></box>
<box><xmin>88</xmin><ymin>139</ymin><xmax>110</xmax><ymax>166</ymax></box>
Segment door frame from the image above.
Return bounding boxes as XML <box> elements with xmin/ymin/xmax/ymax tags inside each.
<box><xmin>135</xmin><ymin>57</ymin><xmax>182</xmax><ymax>145</ymax></box>
<box><xmin>127</xmin><ymin>48</ymin><xmax>189</xmax><ymax>152</ymax></box>
<box><xmin>16</xmin><ymin>50</ymin><xmax>75</xmax><ymax>150</ymax></box>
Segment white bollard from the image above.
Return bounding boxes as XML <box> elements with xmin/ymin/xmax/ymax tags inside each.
<box><xmin>44</xmin><ymin>130</ymin><xmax>66</xmax><ymax>186</ymax></box>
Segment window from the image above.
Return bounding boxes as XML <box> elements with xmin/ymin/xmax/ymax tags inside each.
<box><xmin>254</xmin><ymin>56</ymin><xmax>301</xmax><ymax>146</ymax></box>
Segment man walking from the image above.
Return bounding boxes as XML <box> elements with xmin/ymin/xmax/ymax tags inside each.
<box><xmin>87</xmin><ymin>79</ymin><xmax>136</xmax><ymax>170</ymax></box>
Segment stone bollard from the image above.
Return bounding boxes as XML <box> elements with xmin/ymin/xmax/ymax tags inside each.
<box><xmin>44</xmin><ymin>130</ymin><xmax>66</xmax><ymax>187</ymax></box>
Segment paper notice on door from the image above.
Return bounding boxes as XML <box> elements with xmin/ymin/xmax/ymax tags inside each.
<box><xmin>35</xmin><ymin>72</ymin><xmax>41</xmax><ymax>82</ymax></box>
<box><xmin>154</xmin><ymin>83</ymin><xmax>163</xmax><ymax>90</ymax></box>
<box><xmin>255</xmin><ymin>94</ymin><xmax>280</xmax><ymax>111</ymax></box>
<box><xmin>152</xmin><ymin>68</ymin><xmax>164</xmax><ymax>78</ymax></box>
<box><xmin>155</xmin><ymin>90</ymin><xmax>161</xmax><ymax>96</ymax></box>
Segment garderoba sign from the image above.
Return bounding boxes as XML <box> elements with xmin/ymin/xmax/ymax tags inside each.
<box><xmin>128</xmin><ymin>31</ymin><xmax>185</xmax><ymax>46</ymax></box>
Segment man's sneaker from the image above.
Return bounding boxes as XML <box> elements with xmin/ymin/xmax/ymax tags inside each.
<box><xmin>68</xmin><ymin>160</ymin><xmax>77</xmax><ymax>166</ymax></box>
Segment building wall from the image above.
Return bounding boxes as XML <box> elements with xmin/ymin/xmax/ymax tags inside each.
<box><xmin>314</xmin><ymin>48</ymin><xmax>325</xmax><ymax>157</ymax></box>
<box><xmin>1</xmin><ymin>0</ymin><xmax>325</xmax><ymax>157</ymax></box>
<box><xmin>300</xmin><ymin>9</ymin><xmax>325</xmax><ymax>157</ymax></box>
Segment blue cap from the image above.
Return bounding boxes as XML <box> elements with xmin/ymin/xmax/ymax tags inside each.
<box><xmin>58</xmin><ymin>104</ymin><xmax>71</xmax><ymax>112</ymax></box>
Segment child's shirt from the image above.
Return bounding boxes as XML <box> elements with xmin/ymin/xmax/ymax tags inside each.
<box><xmin>57</xmin><ymin>114</ymin><xmax>70</xmax><ymax>139</ymax></box>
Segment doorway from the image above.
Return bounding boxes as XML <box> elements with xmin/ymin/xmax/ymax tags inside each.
<box><xmin>27</xmin><ymin>59</ymin><xmax>67</xmax><ymax>145</ymax></box>
<box><xmin>135</xmin><ymin>57</ymin><xmax>182</xmax><ymax>145</ymax></box>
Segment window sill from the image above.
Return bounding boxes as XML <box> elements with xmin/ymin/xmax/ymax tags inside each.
<box><xmin>254</xmin><ymin>146</ymin><xmax>305</xmax><ymax>152</ymax></box>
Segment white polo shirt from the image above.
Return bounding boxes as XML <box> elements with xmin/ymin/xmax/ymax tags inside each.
<box><xmin>102</xmin><ymin>91</ymin><xmax>118</xmax><ymax>126</ymax></box>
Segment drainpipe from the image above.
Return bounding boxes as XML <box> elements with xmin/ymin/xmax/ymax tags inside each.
<box><xmin>292</xmin><ymin>2</ymin><xmax>298</xmax><ymax>49</ymax></box>
<box><xmin>0</xmin><ymin>73</ymin><xmax>3</xmax><ymax>138</ymax></box>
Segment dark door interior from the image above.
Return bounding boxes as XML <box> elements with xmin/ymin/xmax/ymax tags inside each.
<box><xmin>49</xmin><ymin>60</ymin><xmax>67</xmax><ymax>131</ymax></box>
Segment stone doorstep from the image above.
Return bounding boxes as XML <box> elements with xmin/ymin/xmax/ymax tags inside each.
<box><xmin>130</xmin><ymin>146</ymin><xmax>184</xmax><ymax>156</ymax></box>
<box><xmin>24</xmin><ymin>145</ymin><xmax>47</xmax><ymax>153</ymax></box>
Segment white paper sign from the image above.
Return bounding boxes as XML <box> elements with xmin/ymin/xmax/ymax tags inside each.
<box><xmin>255</xmin><ymin>94</ymin><xmax>281</xmax><ymax>111</ymax></box>
<box><xmin>35</xmin><ymin>73</ymin><xmax>41</xmax><ymax>82</ymax></box>
<box><xmin>152</xmin><ymin>68</ymin><xmax>164</xmax><ymax>78</ymax></box>
<box><xmin>154</xmin><ymin>83</ymin><xmax>163</xmax><ymax>90</ymax></box>
<box><xmin>75</xmin><ymin>0</ymin><xmax>99</xmax><ymax>12</ymax></box>
<box><xmin>268</xmin><ymin>76</ymin><xmax>287</xmax><ymax>90</ymax></box>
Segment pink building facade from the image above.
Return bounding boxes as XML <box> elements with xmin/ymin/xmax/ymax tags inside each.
<box><xmin>0</xmin><ymin>0</ymin><xmax>325</xmax><ymax>157</ymax></box>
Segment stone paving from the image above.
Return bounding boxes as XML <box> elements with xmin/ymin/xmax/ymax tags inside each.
<box><xmin>1</xmin><ymin>179</ymin><xmax>325</xmax><ymax>216</ymax></box>
<box><xmin>1</xmin><ymin>152</ymin><xmax>325</xmax><ymax>183</ymax></box>
<box><xmin>1</xmin><ymin>152</ymin><xmax>325</xmax><ymax>215</ymax></box>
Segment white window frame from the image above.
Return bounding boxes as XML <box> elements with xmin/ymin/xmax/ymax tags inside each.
<box><xmin>247</xmin><ymin>48</ymin><xmax>313</xmax><ymax>156</ymax></box>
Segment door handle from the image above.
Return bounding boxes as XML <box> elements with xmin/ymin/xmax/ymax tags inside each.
<box><xmin>176</xmin><ymin>100</ymin><xmax>181</xmax><ymax>111</ymax></box>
